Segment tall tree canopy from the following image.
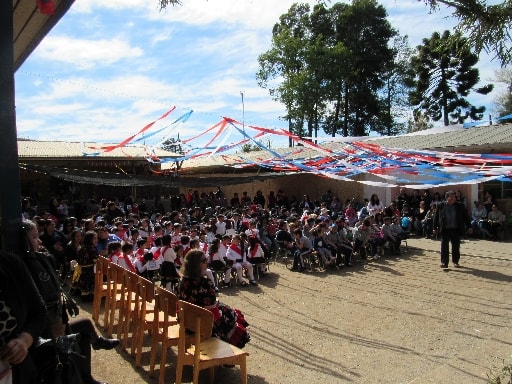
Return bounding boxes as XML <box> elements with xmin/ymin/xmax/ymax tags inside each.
<box><xmin>408</xmin><ymin>30</ymin><xmax>493</xmax><ymax>126</ymax></box>
<box><xmin>257</xmin><ymin>0</ymin><xmax>402</xmax><ymax>139</ymax></box>
<box><xmin>157</xmin><ymin>0</ymin><xmax>511</xmax><ymax>66</ymax></box>
<box><xmin>422</xmin><ymin>0</ymin><xmax>512</xmax><ymax>66</ymax></box>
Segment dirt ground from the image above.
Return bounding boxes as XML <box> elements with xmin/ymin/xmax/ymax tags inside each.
<box><xmin>81</xmin><ymin>236</ymin><xmax>512</xmax><ymax>384</ymax></box>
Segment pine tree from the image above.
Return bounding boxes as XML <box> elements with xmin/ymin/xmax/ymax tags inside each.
<box><xmin>408</xmin><ymin>30</ymin><xmax>493</xmax><ymax>126</ymax></box>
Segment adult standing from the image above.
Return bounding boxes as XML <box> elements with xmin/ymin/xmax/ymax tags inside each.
<box><xmin>433</xmin><ymin>191</ymin><xmax>472</xmax><ymax>268</ymax></box>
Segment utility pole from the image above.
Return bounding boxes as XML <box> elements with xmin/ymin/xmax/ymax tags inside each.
<box><xmin>240</xmin><ymin>91</ymin><xmax>245</xmax><ymax>133</ymax></box>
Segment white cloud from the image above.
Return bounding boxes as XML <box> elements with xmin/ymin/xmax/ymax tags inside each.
<box><xmin>35</xmin><ymin>36</ymin><xmax>143</xmax><ymax>69</ymax></box>
<box><xmin>15</xmin><ymin>0</ymin><xmax>504</xmax><ymax>145</ymax></box>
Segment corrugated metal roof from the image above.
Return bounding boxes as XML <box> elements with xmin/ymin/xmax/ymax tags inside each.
<box><xmin>365</xmin><ymin>123</ymin><xmax>512</xmax><ymax>151</ymax></box>
<box><xmin>17</xmin><ymin>140</ymin><xmax>180</xmax><ymax>159</ymax></box>
<box><xmin>17</xmin><ymin>123</ymin><xmax>512</xmax><ymax>173</ymax></box>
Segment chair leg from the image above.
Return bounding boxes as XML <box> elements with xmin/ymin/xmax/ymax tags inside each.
<box><xmin>159</xmin><ymin>343</ymin><xmax>167</xmax><ymax>384</ymax></box>
<box><xmin>240</xmin><ymin>356</ymin><xmax>248</xmax><ymax>384</ymax></box>
<box><xmin>175</xmin><ymin>360</ymin><xmax>183</xmax><ymax>384</ymax></box>
<box><xmin>193</xmin><ymin>364</ymin><xmax>200</xmax><ymax>384</ymax></box>
<box><xmin>209</xmin><ymin>367</ymin><xmax>215</xmax><ymax>383</ymax></box>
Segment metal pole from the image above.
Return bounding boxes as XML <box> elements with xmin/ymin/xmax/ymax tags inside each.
<box><xmin>240</xmin><ymin>91</ymin><xmax>245</xmax><ymax>133</ymax></box>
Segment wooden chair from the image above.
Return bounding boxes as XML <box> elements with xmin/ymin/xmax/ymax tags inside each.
<box><xmin>118</xmin><ymin>270</ymin><xmax>138</xmax><ymax>350</ymax></box>
<box><xmin>149</xmin><ymin>286</ymin><xmax>181</xmax><ymax>384</ymax></box>
<box><xmin>175</xmin><ymin>300</ymin><xmax>249</xmax><ymax>384</ymax></box>
<box><xmin>92</xmin><ymin>256</ymin><xmax>111</xmax><ymax>325</ymax></box>
<box><xmin>130</xmin><ymin>274</ymin><xmax>155</xmax><ymax>367</ymax></box>
<box><xmin>106</xmin><ymin>263</ymin><xmax>126</xmax><ymax>337</ymax></box>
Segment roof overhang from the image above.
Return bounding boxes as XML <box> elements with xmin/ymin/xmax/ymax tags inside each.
<box><xmin>20</xmin><ymin>163</ymin><xmax>288</xmax><ymax>187</ymax></box>
<box><xmin>14</xmin><ymin>0</ymin><xmax>74</xmax><ymax>71</ymax></box>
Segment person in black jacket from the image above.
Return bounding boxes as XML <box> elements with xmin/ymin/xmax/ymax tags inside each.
<box><xmin>21</xmin><ymin>220</ymin><xmax>119</xmax><ymax>384</ymax></box>
<box><xmin>0</xmin><ymin>250</ymin><xmax>48</xmax><ymax>384</ymax></box>
<box><xmin>433</xmin><ymin>191</ymin><xmax>472</xmax><ymax>268</ymax></box>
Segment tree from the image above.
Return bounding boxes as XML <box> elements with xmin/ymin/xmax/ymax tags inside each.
<box><xmin>257</xmin><ymin>1</ymin><xmax>398</xmax><ymax>140</ymax></box>
<box><xmin>375</xmin><ymin>35</ymin><xmax>414</xmax><ymax>136</ymax></box>
<box><xmin>407</xmin><ymin>110</ymin><xmax>434</xmax><ymax>133</ymax></box>
<box><xmin>158</xmin><ymin>0</ymin><xmax>182</xmax><ymax>10</ymax></box>
<box><xmin>156</xmin><ymin>1</ymin><xmax>511</xmax><ymax>66</ymax></box>
<box><xmin>257</xmin><ymin>3</ymin><xmax>334</xmax><ymax>142</ymax></box>
<box><xmin>421</xmin><ymin>0</ymin><xmax>512</xmax><ymax>67</ymax></box>
<box><xmin>492</xmin><ymin>68</ymin><xmax>512</xmax><ymax>121</ymax></box>
<box><xmin>408</xmin><ymin>30</ymin><xmax>493</xmax><ymax>126</ymax></box>
<box><xmin>160</xmin><ymin>137</ymin><xmax>184</xmax><ymax>171</ymax></box>
<box><xmin>324</xmin><ymin>0</ymin><xmax>397</xmax><ymax>137</ymax></box>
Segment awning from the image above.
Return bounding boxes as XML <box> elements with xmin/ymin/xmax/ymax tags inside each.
<box><xmin>20</xmin><ymin>163</ymin><xmax>287</xmax><ymax>188</ymax></box>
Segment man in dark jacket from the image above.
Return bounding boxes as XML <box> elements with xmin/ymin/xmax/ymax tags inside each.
<box><xmin>433</xmin><ymin>191</ymin><xmax>472</xmax><ymax>268</ymax></box>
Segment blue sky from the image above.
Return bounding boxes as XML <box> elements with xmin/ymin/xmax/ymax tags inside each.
<box><xmin>15</xmin><ymin>0</ymin><xmax>505</xmax><ymax>150</ymax></box>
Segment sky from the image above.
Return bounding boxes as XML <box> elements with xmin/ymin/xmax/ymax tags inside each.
<box><xmin>14</xmin><ymin>0</ymin><xmax>507</xmax><ymax>151</ymax></box>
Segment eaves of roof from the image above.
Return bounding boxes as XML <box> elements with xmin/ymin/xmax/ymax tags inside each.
<box><xmin>21</xmin><ymin>163</ymin><xmax>286</xmax><ymax>187</ymax></box>
<box><xmin>14</xmin><ymin>0</ymin><xmax>75</xmax><ymax>71</ymax></box>
<box><xmin>364</xmin><ymin>123</ymin><xmax>512</xmax><ymax>152</ymax></box>
<box><xmin>17</xmin><ymin>140</ymin><xmax>181</xmax><ymax>159</ymax></box>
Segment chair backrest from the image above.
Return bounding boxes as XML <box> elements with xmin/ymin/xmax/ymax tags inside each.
<box><xmin>96</xmin><ymin>256</ymin><xmax>110</xmax><ymax>276</ymax></box>
<box><xmin>155</xmin><ymin>286</ymin><xmax>178</xmax><ymax>318</ymax></box>
<box><xmin>178</xmin><ymin>300</ymin><xmax>214</xmax><ymax>343</ymax></box>
<box><xmin>134</xmin><ymin>274</ymin><xmax>155</xmax><ymax>303</ymax></box>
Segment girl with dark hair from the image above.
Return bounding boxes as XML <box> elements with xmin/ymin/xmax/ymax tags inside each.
<box><xmin>367</xmin><ymin>194</ymin><xmax>384</xmax><ymax>217</ymax></box>
<box><xmin>75</xmin><ymin>231</ymin><xmax>99</xmax><ymax>301</ymax></box>
<box><xmin>178</xmin><ymin>250</ymin><xmax>250</xmax><ymax>348</ymax></box>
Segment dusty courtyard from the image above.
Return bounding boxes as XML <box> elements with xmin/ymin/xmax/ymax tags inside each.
<box><xmin>84</xmin><ymin>236</ymin><xmax>512</xmax><ymax>384</ymax></box>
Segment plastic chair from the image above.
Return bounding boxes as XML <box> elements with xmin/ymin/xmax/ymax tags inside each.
<box><xmin>175</xmin><ymin>300</ymin><xmax>249</xmax><ymax>384</ymax></box>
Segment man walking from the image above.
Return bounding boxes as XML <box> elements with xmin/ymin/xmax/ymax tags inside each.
<box><xmin>433</xmin><ymin>190</ymin><xmax>472</xmax><ymax>268</ymax></box>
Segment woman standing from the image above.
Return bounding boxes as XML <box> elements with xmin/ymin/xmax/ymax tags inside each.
<box><xmin>177</xmin><ymin>250</ymin><xmax>250</xmax><ymax>348</ymax></box>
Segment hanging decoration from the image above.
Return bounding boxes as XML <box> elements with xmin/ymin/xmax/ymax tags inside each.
<box><xmin>80</xmin><ymin>108</ymin><xmax>512</xmax><ymax>187</ymax></box>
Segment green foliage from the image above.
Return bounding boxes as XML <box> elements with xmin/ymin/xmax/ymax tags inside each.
<box><xmin>257</xmin><ymin>0</ymin><xmax>404</xmax><ymax>140</ymax></box>
<box><xmin>408</xmin><ymin>30</ymin><xmax>493</xmax><ymax>126</ymax></box>
<box><xmin>241</xmin><ymin>143</ymin><xmax>262</xmax><ymax>153</ymax></box>
<box><xmin>421</xmin><ymin>0</ymin><xmax>512</xmax><ymax>67</ymax></box>
<box><xmin>376</xmin><ymin>35</ymin><xmax>415</xmax><ymax>136</ymax></box>
<box><xmin>158</xmin><ymin>0</ymin><xmax>182</xmax><ymax>10</ymax></box>
<box><xmin>487</xmin><ymin>355</ymin><xmax>512</xmax><ymax>384</ymax></box>
<box><xmin>407</xmin><ymin>110</ymin><xmax>434</xmax><ymax>133</ymax></box>
<box><xmin>160</xmin><ymin>137</ymin><xmax>184</xmax><ymax>154</ymax></box>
